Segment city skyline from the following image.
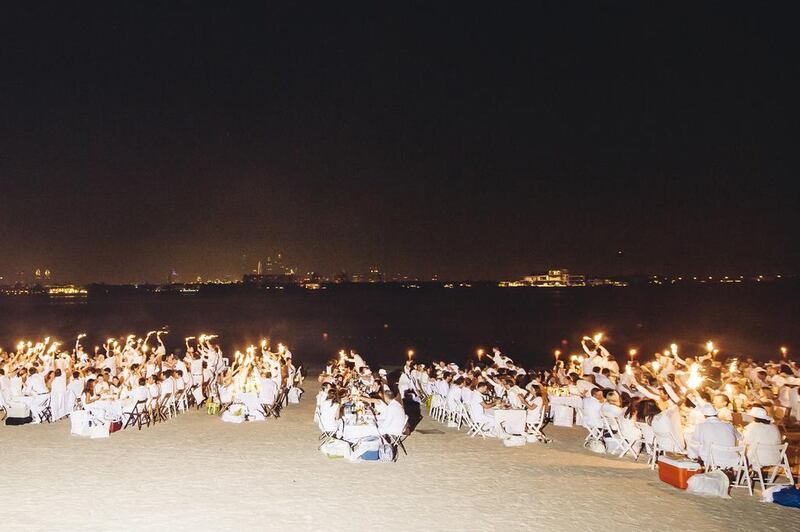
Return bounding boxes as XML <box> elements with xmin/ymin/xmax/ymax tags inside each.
<box><xmin>1</xmin><ymin>4</ymin><xmax>796</xmax><ymax>283</ymax></box>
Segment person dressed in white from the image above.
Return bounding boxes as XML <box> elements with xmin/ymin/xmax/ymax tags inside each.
<box><xmin>467</xmin><ymin>382</ymin><xmax>498</xmax><ymax>432</ymax></box>
<box><xmin>259</xmin><ymin>371</ymin><xmax>279</xmax><ymax>407</ymax></box>
<box><xmin>581</xmin><ymin>388</ymin><xmax>605</xmax><ymax>429</ymax></box>
<box><xmin>688</xmin><ymin>404</ymin><xmax>741</xmax><ymax>466</ymax></box>
<box><xmin>376</xmin><ymin>389</ymin><xmax>408</xmax><ymax>437</ymax></box>
<box><xmin>741</xmin><ymin>406</ymin><xmax>782</xmax><ymax>467</ymax></box>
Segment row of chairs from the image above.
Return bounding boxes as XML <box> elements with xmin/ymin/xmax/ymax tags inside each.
<box><xmin>586</xmin><ymin>414</ymin><xmax>795</xmax><ymax>495</ymax></box>
<box><xmin>427</xmin><ymin>391</ymin><xmax>549</xmax><ymax>443</ymax></box>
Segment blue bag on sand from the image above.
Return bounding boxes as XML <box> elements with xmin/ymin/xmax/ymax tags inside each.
<box><xmin>772</xmin><ymin>486</ymin><xmax>800</xmax><ymax>508</ymax></box>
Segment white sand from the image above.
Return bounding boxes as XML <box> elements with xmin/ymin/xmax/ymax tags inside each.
<box><xmin>2</xmin><ymin>382</ymin><xmax>796</xmax><ymax>531</ymax></box>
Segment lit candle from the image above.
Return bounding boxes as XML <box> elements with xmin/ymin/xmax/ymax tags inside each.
<box><xmin>593</xmin><ymin>332</ymin><xmax>603</xmax><ymax>344</ymax></box>
<box><xmin>781</xmin><ymin>346</ymin><xmax>788</xmax><ymax>359</ymax></box>
<box><xmin>705</xmin><ymin>340</ymin><xmax>714</xmax><ymax>353</ymax></box>
<box><xmin>477</xmin><ymin>348</ymin><xmax>484</xmax><ymax>361</ymax></box>
<box><xmin>407</xmin><ymin>349</ymin><xmax>414</xmax><ymax>360</ymax></box>
<box><xmin>554</xmin><ymin>349</ymin><xmax>561</xmax><ymax>361</ymax></box>
<box><xmin>670</xmin><ymin>343</ymin><xmax>678</xmax><ymax>357</ymax></box>
<box><xmin>628</xmin><ymin>348</ymin><xmax>637</xmax><ymax>362</ymax></box>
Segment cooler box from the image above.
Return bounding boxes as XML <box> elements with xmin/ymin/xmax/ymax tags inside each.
<box><xmin>657</xmin><ymin>455</ymin><xmax>702</xmax><ymax>489</ymax></box>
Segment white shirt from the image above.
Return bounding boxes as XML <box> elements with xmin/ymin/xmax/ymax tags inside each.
<box><xmin>581</xmin><ymin>396</ymin><xmax>603</xmax><ymax>428</ymax></box>
<box><xmin>690</xmin><ymin>417</ymin><xmax>740</xmax><ymax>465</ymax></box>
<box><xmin>378</xmin><ymin>400</ymin><xmax>407</xmax><ymax>436</ymax></box>
<box><xmin>742</xmin><ymin>422</ymin><xmax>782</xmax><ymax>465</ymax></box>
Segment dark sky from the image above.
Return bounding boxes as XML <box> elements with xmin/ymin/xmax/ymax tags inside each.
<box><xmin>1</xmin><ymin>2</ymin><xmax>797</xmax><ymax>283</ymax></box>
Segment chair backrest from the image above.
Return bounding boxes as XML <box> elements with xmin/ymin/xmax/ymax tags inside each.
<box><xmin>749</xmin><ymin>442</ymin><xmax>787</xmax><ymax>467</ymax></box>
<box><xmin>709</xmin><ymin>443</ymin><xmax>746</xmax><ymax>470</ymax></box>
<box><xmin>636</xmin><ymin>422</ymin><xmax>655</xmax><ymax>444</ymax></box>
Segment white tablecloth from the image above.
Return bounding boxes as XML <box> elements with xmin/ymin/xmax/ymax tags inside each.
<box><xmin>341</xmin><ymin>423</ymin><xmax>380</xmax><ymax>442</ymax></box>
<box><xmin>493</xmin><ymin>408</ymin><xmax>526</xmax><ymax>435</ymax></box>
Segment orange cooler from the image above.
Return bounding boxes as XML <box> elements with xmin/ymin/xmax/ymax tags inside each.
<box><xmin>657</xmin><ymin>456</ymin><xmax>702</xmax><ymax>489</ymax></box>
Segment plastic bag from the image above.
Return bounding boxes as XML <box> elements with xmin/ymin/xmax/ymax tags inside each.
<box><xmin>321</xmin><ymin>439</ymin><xmax>351</xmax><ymax>459</ymax></box>
<box><xmin>503</xmin><ymin>435</ymin><xmax>526</xmax><ymax>447</ymax></box>
<box><xmin>686</xmin><ymin>470</ymin><xmax>731</xmax><ymax>498</ymax></box>
<box><xmin>587</xmin><ymin>438</ymin><xmax>606</xmax><ymax>454</ymax></box>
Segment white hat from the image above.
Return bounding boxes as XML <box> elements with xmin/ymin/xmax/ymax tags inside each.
<box><xmin>701</xmin><ymin>403</ymin><xmax>718</xmax><ymax>417</ymax></box>
<box><xmin>744</xmin><ymin>406</ymin><xmax>772</xmax><ymax>421</ymax></box>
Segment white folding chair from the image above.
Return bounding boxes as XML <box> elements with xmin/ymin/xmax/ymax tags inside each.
<box><xmin>447</xmin><ymin>401</ymin><xmax>463</xmax><ymax>428</ymax></box>
<box><xmin>526</xmin><ymin>406</ymin><xmax>550</xmax><ymax>443</ymax></box>
<box><xmin>583</xmin><ymin>424</ymin><xmax>604</xmax><ymax>447</ymax></box>
<box><xmin>601</xmin><ymin>414</ymin><xmax>626</xmax><ymax>455</ymax></box>
<box><xmin>706</xmin><ymin>443</ymin><xmax>752</xmax><ymax>496</ymax></box>
<box><xmin>636</xmin><ymin>422</ymin><xmax>658</xmax><ymax>469</ymax></box>
<box><xmin>749</xmin><ymin>442</ymin><xmax>794</xmax><ymax>492</ymax></box>
<box><xmin>462</xmin><ymin>403</ymin><xmax>493</xmax><ymax>438</ymax></box>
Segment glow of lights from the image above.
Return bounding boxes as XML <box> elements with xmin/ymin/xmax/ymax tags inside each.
<box><xmin>477</xmin><ymin>348</ymin><xmax>484</xmax><ymax>360</ymax></box>
<box><xmin>593</xmin><ymin>332</ymin><xmax>603</xmax><ymax>344</ymax></box>
<box><xmin>670</xmin><ymin>343</ymin><xmax>678</xmax><ymax>357</ymax></box>
<box><xmin>554</xmin><ymin>349</ymin><xmax>561</xmax><ymax>360</ymax></box>
<box><xmin>687</xmin><ymin>363</ymin><xmax>703</xmax><ymax>389</ymax></box>
<box><xmin>706</xmin><ymin>341</ymin><xmax>714</xmax><ymax>353</ymax></box>
<box><xmin>628</xmin><ymin>348</ymin><xmax>637</xmax><ymax>361</ymax></box>
<box><xmin>663</xmin><ymin>350</ymin><xmax>670</xmax><ymax>357</ymax></box>
<box><xmin>652</xmin><ymin>360</ymin><xmax>661</xmax><ymax>372</ymax></box>
<box><xmin>570</xmin><ymin>355</ymin><xmax>577</xmax><ymax>362</ymax></box>
<box><xmin>781</xmin><ymin>346</ymin><xmax>788</xmax><ymax>358</ymax></box>
<box><xmin>407</xmin><ymin>349</ymin><xmax>414</xmax><ymax>360</ymax></box>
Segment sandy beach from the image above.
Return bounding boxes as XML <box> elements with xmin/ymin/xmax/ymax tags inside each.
<box><xmin>1</xmin><ymin>381</ymin><xmax>795</xmax><ymax>532</ymax></box>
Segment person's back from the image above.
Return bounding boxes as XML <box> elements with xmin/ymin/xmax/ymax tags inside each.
<box><xmin>446</xmin><ymin>384</ymin><xmax>462</xmax><ymax>409</ymax></box>
<box><xmin>582</xmin><ymin>396</ymin><xmax>603</xmax><ymax>428</ymax></box>
<box><xmin>743</xmin><ymin>421</ymin><xmax>782</xmax><ymax>465</ymax></box>
<box><xmin>379</xmin><ymin>399</ymin><xmax>408</xmax><ymax>436</ymax></box>
<box><xmin>259</xmin><ymin>377</ymin><xmax>278</xmax><ymax>405</ymax></box>
<box><xmin>695</xmin><ymin>417</ymin><xmax>738</xmax><ymax>465</ymax></box>
<box><xmin>318</xmin><ymin>399</ymin><xmax>340</xmax><ymax>432</ymax></box>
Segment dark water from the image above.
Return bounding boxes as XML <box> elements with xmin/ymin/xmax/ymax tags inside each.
<box><xmin>0</xmin><ymin>284</ymin><xmax>797</xmax><ymax>367</ymax></box>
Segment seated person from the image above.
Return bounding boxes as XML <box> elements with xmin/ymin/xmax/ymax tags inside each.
<box><xmin>687</xmin><ymin>404</ymin><xmax>741</xmax><ymax>465</ymax></box>
<box><xmin>742</xmin><ymin>406</ymin><xmax>782</xmax><ymax>466</ymax></box>
<box><xmin>581</xmin><ymin>388</ymin><xmax>605</xmax><ymax>429</ymax></box>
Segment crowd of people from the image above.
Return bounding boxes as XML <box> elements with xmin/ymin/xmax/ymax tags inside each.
<box><xmin>0</xmin><ymin>332</ymin><xmax>303</xmax><ymax>434</ymax></box>
<box><xmin>407</xmin><ymin>337</ymin><xmax>798</xmax><ymax>493</ymax></box>
<box><xmin>315</xmin><ymin>350</ymin><xmax>410</xmax><ymax>460</ymax></box>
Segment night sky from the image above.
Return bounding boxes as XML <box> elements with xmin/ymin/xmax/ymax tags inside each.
<box><xmin>1</xmin><ymin>3</ymin><xmax>796</xmax><ymax>283</ymax></box>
